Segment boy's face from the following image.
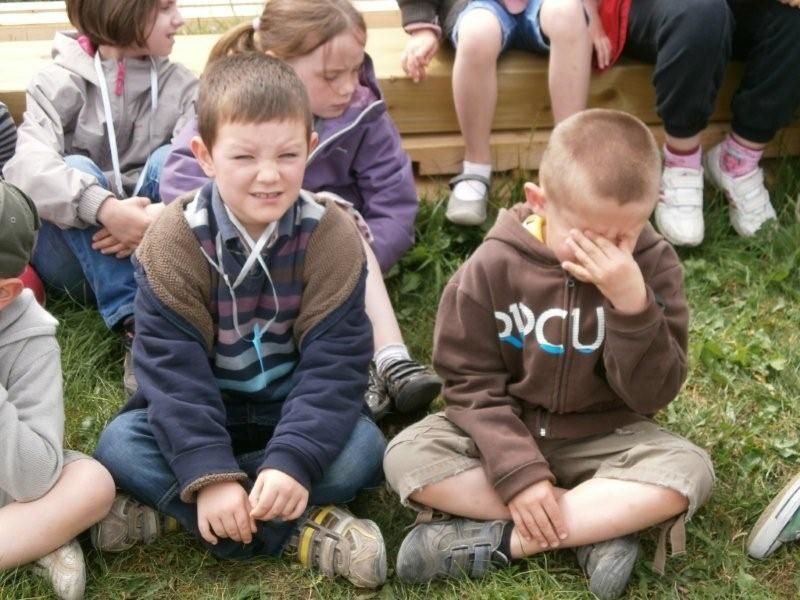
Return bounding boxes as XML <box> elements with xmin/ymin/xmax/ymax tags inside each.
<box><xmin>524</xmin><ymin>182</ymin><xmax>654</xmax><ymax>264</ymax></box>
<box><xmin>191</xmin><ymin>118</ymin><xmax>318</xmax><ymax>240</ymax></box>
<box><xmin>283</xmin><ymin>31</ymin><xmax>365</xmax><ymax>120</ymax></box>
<box><xmin>143</xmin><ymin>0</ymin><xmax>183</xmax><ymax>57</ymax></box>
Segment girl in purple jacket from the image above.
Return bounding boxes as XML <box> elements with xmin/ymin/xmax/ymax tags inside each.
<box><xmin>159</xmin><ymin>0</ymin><xmax>440</xmax><ymax>420</ymax></box>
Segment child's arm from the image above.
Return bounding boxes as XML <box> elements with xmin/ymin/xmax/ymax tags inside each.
<box><xmin>351</xmin><ymin>114</ymin><xmax>417</xmax><ymax>272</ymax></box>
<box><xmin>253</xmin><ymin>207</ymin><xmax>372</xmax><ymax>512</ymax></box>
<box><xmin>584</xmin><ymin>0</ymin><xmax>612</xmax><ymax>70</ymax></box>
<box><xmin>398</xmin><ymin>0</ymin><xmax>446</xmax><ymax>82</ymax></box>
<box><xmin>561</xmin><ymin>229</ymin><xmax>688</xmax><ymax>413</ymax></box>
<box><xmin>159</xmin><ymin>116</ymin><xmax>210</xmax><ymax>205</ymax></box>
<box><xmin>0</xmin><ymin>343</ymin><xmax>64</xmax><ymax>502</ymax></box>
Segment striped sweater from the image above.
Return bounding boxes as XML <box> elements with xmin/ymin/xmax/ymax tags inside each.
<box><xmin>0</xmin><ymin>103</ymin><xmax>16</xmax><ymax>174</ymax></box>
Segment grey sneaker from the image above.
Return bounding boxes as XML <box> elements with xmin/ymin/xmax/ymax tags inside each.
<box><xmin>382</xmin><ymin>358</ymin><xmax>441</xmax><ymax>415</ymax></box>
<box><xmin>395</xmin><ymin>518</ymin><xmax>509</xmax><ymax>583</ymax></box>
<box><xmin>91</xmin><ymin>493</ymin><xmax>169</xmax><ymax>552</ymax></box>
<box><xmin>446</xmin><ymin>173</ymin><xmax>490</xmax><ymax>226</ymax></box>
<box><xmin>121</xmin><ymin>320</ymin><xmax>137</xmax><ymax>398</ymax></box>
<box><xmin>575</xmin><ymin>534</ymin><xmax>639</xmax><ymax>600</ymax></box>
<box><xmin>365</xmin><ymin>362</ymin><xmax>390</xmax><ymax>421</ymax></box>
<box><xmin>748</xmin><ymin>472</ymin><xmax>800</xmax><ymax>559</ymax></box>
<box><xmin>286</xmin><ymin>505</ymin><xmax>386</xmax><ymax>588</ymax></box>
<box><xmin>32</xmin><ymin>539</ymin><xmax>85</xmax><ymax>600</ymax></box>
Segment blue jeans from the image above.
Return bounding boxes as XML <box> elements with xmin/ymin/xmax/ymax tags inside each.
<box><xmin>95</xmin><ymin>409</ymin><xmax>386</xmax><ymax>558</ymax></box>
<box><xmin>32</xmin><ymin>146</ymin><xmax>170</xmax><ymax>329</ymax></box>
<box><xmin>452</xmin><ymin>0</ymin><xmax>550</xmax><ymax>53</ymax></box>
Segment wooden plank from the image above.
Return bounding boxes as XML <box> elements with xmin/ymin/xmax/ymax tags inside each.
<box><xmin>403</xmin><ymin>123</ymin><xmax>800</xmax><ymax>176</ymax></box>
<box><xmin>0</xmin><ymin>0</ymin><xmax>400</xmax><ymax>41</ymax></box>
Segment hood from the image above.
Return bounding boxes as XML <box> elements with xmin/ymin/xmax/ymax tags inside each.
<box><xmin>51</xmin><ymin>31</ymin><xmax>172</xmax><ymax>96</ymax></box>
<box><xmin>485</xmin><ymin>202</ymin><xmax>665</xmax><ymax>265</ymax></box>
<box><xmin>0</xmin><ymin>289</ymin><xmax>57</xmax><ymax>349</ymax></box>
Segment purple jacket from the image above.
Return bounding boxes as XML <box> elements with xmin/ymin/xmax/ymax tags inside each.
<box><xmin>159</xmin><ymin>55</ymin><xmax>417</xmax><ymax>272</ymax></box>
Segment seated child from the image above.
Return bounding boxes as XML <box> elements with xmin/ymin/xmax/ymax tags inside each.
<box><xmin>398</xmin><ymin>0</ymin><xmax>626</xmax><ymax>226</ymax></box>
<box><xmin>159</xmin><ymin>0</ymin><xmax>441</xmax><ymax>421</ymax></box>
<box><xmin>0</xmin><ymin>181</ymin><xmax>115</xmax><ymax>600</ymax></box>
<box><xmin>383</xmin><ymin>109</ymin><xmax>715</xmax><ymax>599</ymax></box>
<box><xmin>92</xmin><ymin>53</ymin><xmax>387</xmax><ymax>589</ymax></box>
<box><xmin>748</xmin><ymin>472</ymin><xmax>800</xmax><ymax>560</ymax></box>
<box><xmin>2</xmin><ymin>0</ymin><xmax>197</xmax><ymax>394</ymax></box>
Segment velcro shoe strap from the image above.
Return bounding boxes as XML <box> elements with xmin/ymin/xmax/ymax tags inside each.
<box><xmin>470</xmin><ymin>541</ymin><xmax>495</xmax><ymax>577</ymax></box>
<box><xmin>447</xmin><ymin>545</ymin><xmax>474</xmax><ymax>577</ymax></box>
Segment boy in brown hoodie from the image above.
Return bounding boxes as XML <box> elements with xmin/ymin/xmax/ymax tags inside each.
<box><xmin>383</xmin><ymin>109</ymin><xmax>714</xmax><ymax>599</ymax></box>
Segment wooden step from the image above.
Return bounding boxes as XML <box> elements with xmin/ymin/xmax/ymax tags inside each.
<box><xmin>403</xmin><ymin>123</ymin><xmax>800</xmax><ymax>176</ymax></box>
<box><xmin>0</xmin><ymin>0</ymin><xmax>401</xmax><ymax>41</ymax></box>
<box><xmin>0</xmin><ymin>28</ymin><xmax>747</xmax><ymax>133</ymax></box>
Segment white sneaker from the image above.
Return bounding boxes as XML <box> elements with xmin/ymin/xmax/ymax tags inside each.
<box><xmin>704</xmin><ymin>143</ymin><xmax>776</xmax><ymax>237</ymax></box>
<box><xmin>655</xmin><ymin>165</ymin><xmax>705</xmax><ymax>246</ymax></box>
<box><xmin>32</xmin><ymin>539</ymin><xmax>86</xmax><ymax>600</ymax></box>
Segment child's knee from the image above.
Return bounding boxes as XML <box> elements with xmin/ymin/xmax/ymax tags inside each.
<box><xmin>62</xmin><ymin>458</ymin><xmax>116</xmax><ymax>520</ymax></box>
<box><xmin>456</xmin><ymin>9</ymin><xmax>503</xmax><ymax>58</ymax></box>
<box><xmin>540</xmin><ymin>0</ymin><xmax>589</xmax><ymax>44</ymax></box>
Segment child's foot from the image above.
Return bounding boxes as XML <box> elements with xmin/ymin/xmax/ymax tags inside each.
<box><xmin>748</xmin><ymin>472</ymin><xmax>800</xmax><ymax>559</ymax></box>
<box><xmin>446</xmin><ymin>173</ymin><xmax>491</xmax><ymax>226</ymax></box>
<box><xmin>286</xmin><ymin>505</ymin><xmax>386</xmax><ymax>589</ymax></box>
<box><xmin>91</xmin><ymin>493</ymin><xmax>173</xmax><ymax>552</ymax></box>
<box><xmin>381</xmin><ymin>358</ymin><xmax>441</xmax><ymax>414</ymax></box>
<box><xmin>120</xmin><ymin>318</ymin><xmax>137</xmax><ymax>398</ymax></box>
<box><xmin>364</xmin><ymin>362</ymin><xmax>390</xmax><ymax>421</ymax></box>
<box><xmin>574</xmin><ymin>534</ymin><xmax>639</xmax><ymax>600</ymax></box>
<box><xmin>32</xmin><ymin>539</ymin><xmax>85</xmax><ymax>600</ymax></box>
<box><xmin>704</xmin><ymin>143</ymin><xmax>776</xmax><ymax>237</ymax></box>
<box><xmin>395</xmin><ymin>517</ymin><xmax>510</xmax><ymax>583</ymax></box>
<box><xmin>655</xmin><ymin>165</ymin><xmax>705</xmax><ymax>246</ymax></box>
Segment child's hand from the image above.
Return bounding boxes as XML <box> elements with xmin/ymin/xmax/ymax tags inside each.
<box><xmin>196</xmin><ymin>480</ymin><xmax>257</xmax><ymax>545</ymax></box>
<box><xmin>94</xmin><ymin>196</ymin><xmax>153</xmax><ymax>254</ymax></box>
<box><xmin>508</xmin><ymin>480</ymin><xmax>567</xmax><ymax>548</ymax></box>
<box><xmin>585</xmin><ymin>0</ymin><xmax>612</xmax><ymax>69</ymax></box>
<box><xmin>249</xmin><ymin>469</ymin><xmax>308</xmax><ymax>522</ymax></box>
<box><xmin>401</xmin><ymin>29</ymin><xmax>440</xmax><ymax>83</ymax></box>
<box><xmin>561</xmin><ymin>229</ymin><xmax>647</xmax><ymax>314</ymax></box>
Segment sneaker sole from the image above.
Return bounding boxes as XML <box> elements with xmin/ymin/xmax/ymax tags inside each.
<box><xmin>747</xmin><ymin>472</ymin><xmax>800</xmax><ymax>560</ymax></box>
<box><xmin>393</xmin><ymin>377</ymin><xmax>442</xmax><ymax>414</ymax></box>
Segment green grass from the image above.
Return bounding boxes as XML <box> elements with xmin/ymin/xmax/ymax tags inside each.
<box><xmin>2</xmin><ymin>160</ymin><xmax>799</xmax><ymax>599</ymax></box>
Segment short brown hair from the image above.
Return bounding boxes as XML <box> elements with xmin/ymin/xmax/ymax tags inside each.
<box><xmin>208</xmin><ymin>0</ymin><xmax>366</xmax><ymax>64</ymax></box>
<box><xmin>66</xmin><ymin>0</ymin><xmax>159</xmax><ymax>48</ymax></box>
<box><xmin>197</xmin><ymin>52</ymin><xmax>313</xmax><ymax>152</ymax></box>
<box><xmin>540</xmin><ymin>109</ymin><xmax>661</xmax><ymax>208</ymax></box>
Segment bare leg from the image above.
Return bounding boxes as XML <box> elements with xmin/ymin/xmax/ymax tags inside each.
<box><xmin>452</xmin><ymin>9</ymin><xmax>503</xmax><ymax>164</ymax></box>
<box><xmin>539</xmin><ymin>0</ymin><xmax>593</xmax><ymax>122</ymax></box>
<box><xmin>362</xmin><ymin>238</ymin><xmax>403</xmax><ymax>349</ymax></box>
<box><xmin>0</xmin><ymin>458</ymin><xmax>115</xmax><ymax>568</ymax></box>
<box><xmin>665</xmin><ymin>133</ymin><xmax>702</xmax><ymax>152</ymax></box>
<box><xmin>409</xmin><ymin>467</ymin><xmax>688</xmax><ymax>559</ymax></box>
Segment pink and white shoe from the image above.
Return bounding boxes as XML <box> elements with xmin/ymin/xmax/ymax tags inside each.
<box><xmin>655</xmin><ymin>165</ymin><xmax>705</xmax><ymax>247</ymax></box>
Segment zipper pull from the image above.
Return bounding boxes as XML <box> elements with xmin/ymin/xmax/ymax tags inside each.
<box><xmin>567</xmin><ymin>276</ymin><xmax>575</xmax><ymax>288</ymax></box>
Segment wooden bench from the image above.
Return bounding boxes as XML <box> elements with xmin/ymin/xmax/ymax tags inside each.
<box><xmin>0</xmin><ymin>0</ymin><xmax>401</xmax><ymax>41</ymax></box>
<box><xmin>0</xmin><ymin>24</ymin><xmax>797</xmax><ymax>175</ymax></box>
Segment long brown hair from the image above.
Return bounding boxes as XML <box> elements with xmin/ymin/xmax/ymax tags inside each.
<box><xmin>66</xmin><ymin>0</ymin><xmax>159</xmax><ymax>48</ymax></box>
<box><xmin>208</xmin><ymin>0</ymin><xmax>367</xmax><ymax>66</ymax></box>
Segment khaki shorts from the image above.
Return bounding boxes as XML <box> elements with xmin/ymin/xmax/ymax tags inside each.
<box><xmin>384</xmin><ymin>412</ymin><xmax>715</xmax><ymax>520</ymax></box>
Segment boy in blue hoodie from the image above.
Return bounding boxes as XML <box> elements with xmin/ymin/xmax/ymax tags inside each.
<box><xmin>92</xmin><ymin>53</ymin><xmax>387</xmax><ymax>589</ymax></box>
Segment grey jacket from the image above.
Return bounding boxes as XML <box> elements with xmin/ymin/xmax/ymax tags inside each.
<box><xmin>0</xmin><ymin>290</ymin><xmax>65</xmax><ymax>508</ymax></box>
<box><xmin>3</xmin><ymin>32</ymin><xmax>197</xmax><ymax>228</ymax></box>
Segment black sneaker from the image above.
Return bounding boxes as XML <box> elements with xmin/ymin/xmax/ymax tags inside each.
<box><xmin>396</xmin><ymin>517</ymin><xmax>509</xmax><ymax>583</ymax></box>
<box><xmin>382</xmin><ymin>359</ymin><xmax>441</xmax><ymax>414</ymax></box>
<box><xmin>364</xmin><ymin>362</ymin><xmax>390</xmax><ymax>421</ymax></box>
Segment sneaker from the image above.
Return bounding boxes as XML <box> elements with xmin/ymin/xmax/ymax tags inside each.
<box><xmin>446</xmin><ymin>173</ymin><xmax>490</xmax><ymax>226</ymax></box>
<box><xmin>704</xmin><ymin>143</ymin><xmax>776</xmax><ymax>237</ymax></box>
<box><xmin>91</xmin><ymin>493</ymin><xmax>170</xmax><ymax>552</ymax></box>
<box><xmin>32</xmin><ymin>539</ymin><xmax>85</xmax><ymax>600</ymax></box>
<box><xmin>364</xmin><ymin>362</ymin><xmax>390</xmax><ymax>421</ymax></box>
<box><xmin>575</xmin><ymin>534</ymin><xmax>639</xmax><ymax>600</ymax></box>
<box><xmin>747</xmin><ymin>472</ymin><xmax>800</xmax><ymax>560</ymax></box>
<box><xmin>655</xmin><ymin>166</ymin><xmax>705</xmax><ymax>246</ymax></box>
<box><xmin>395</xmin><ymin>517</ymin><xmax>509</xmax><ymax>583</ymax></box>
<box><xmin>382</xmin><ymin>358</ymin><xmax>441</xmax><ymax>415</ymax></box>
<box><xmin>120</xmin><ymin>319</ymin><xmax>137</xmax><ymax>398</ymax></box>
<box><xmin>287</xmin><ymin>505</ymin><xmax>387</xmax><ymax>588</ymax></box>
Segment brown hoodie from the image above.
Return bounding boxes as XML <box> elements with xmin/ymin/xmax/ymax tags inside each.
<box><xmin>434</xmin><ymin>203</ymin><xmax>688</xmax><ymax>503</ymax></box>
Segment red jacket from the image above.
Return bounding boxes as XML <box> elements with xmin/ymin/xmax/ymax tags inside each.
<box><xmin>599</xmin><ymin>0</ymin><xmax>632</xmax><ymax>69</ymax></box>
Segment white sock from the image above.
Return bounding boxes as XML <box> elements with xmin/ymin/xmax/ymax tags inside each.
<box><xmin>374</xmin><ymin>343</ymin><xmax>411</xmax><ymax>376</ymax></box>
<box><xmin>453</xmin><ymin>161</ymin><xmax>491</xmax><ymax>202</ymax></box>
